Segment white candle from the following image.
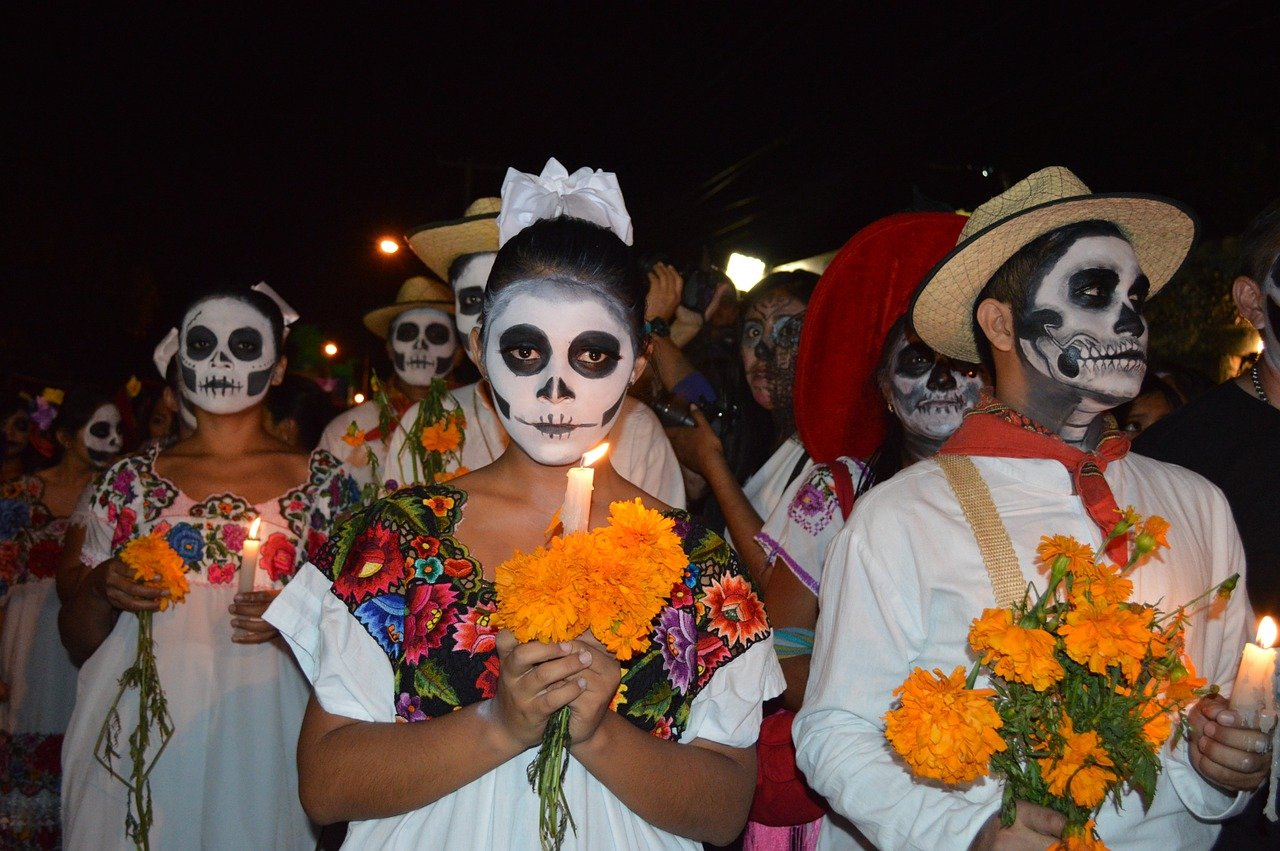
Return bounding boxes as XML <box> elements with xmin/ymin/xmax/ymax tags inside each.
<box><xmin>560</xmin><ymin>444</ymin><xmax>608</xmax><ymax>535</ymax></box>
<box><xmin>239</xmin><ymin>517</ymin><xmax>262</xmax><ymax>594</ymax></box>
<box><xmin>1231</xmin><ymin>616</ymin><xmax>1278</xmax><ymax>728</ymax></box>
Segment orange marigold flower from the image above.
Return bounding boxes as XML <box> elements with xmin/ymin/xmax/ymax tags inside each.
<box><xmin>1070</xmin><ymin>562</ymin><xmax>1133</xmax><ymax>606</ymax></box>
<box><xmin>1161</xmin><ymin>656</ymin><xmax>1207</xmax><ymax>707</ymax></box>
<box><xmin>1139</xmin><ymin>515</ymin><xmax>1170</xmax><ymax>550</ymax></box>
<box><xmin>420</xmin><ymin>420</ymin><xmax>462</xmax><ymax>453</ymax></box>
<box><xmin>1038</xmin><ymin>718</ymin><xmax>1118</xmax><ymax>809</ymax></box>
<box><xmin>1141</xmin><ymin>708</ymin><xmax>1173</xmax><ymax>749</ymax></box>
<box><xmin>1049</xmin><ymin>820</ymin><xmax>1107</xmax><ymax>851</ymax></box>
<box><xmin>1060</xmin><ymin>600</ymin><xmax>1153</xmax><ymax>683</ymax></box>
<box><xmin>119</xmin><ymin>533</ymin><xmax>190</xmax><ymax>610</ymax></box>
<box><xmin>884</xmin><ymin>666</ymin><xmax>1005</xmax><ymax>784</ymax></box>
<box><xmin>1037</xmin><ymin>535</ymin><xmax>1096</xmax><ymax>574</ymax></box>
<box><xmin>969</xmin><ymin>608</ymin><xmax>1065</xmax><ymax>690</ymax></box>
<box><xmin>341</xmin><ymin>423</ymin><xmax>366</xmax><ymax>447</ymax></box>
<box><xmin>433</xmin><ymin>466</ymin><xmax>469</xmax><ymax>484</ymax></box>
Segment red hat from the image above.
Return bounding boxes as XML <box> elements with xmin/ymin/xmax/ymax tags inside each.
<box><xmin>794</xmin><ymin>212</ymin><xmax>968</xmax><ymax>464</ymax></box>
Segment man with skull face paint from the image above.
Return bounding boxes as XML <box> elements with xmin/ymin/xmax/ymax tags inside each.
<box><xmin>317</xmin><ymin>275</ymin><xmax>462</xmax><ymax>500</ymax></box>
<box><xmin>58</xmin><ymin>286</ymin><xmax>359</xmax><ymax>851</ymax></box>
<box><xmin>267</xmin><ymin>179</ymin><xmax>782</xmax><ymax>849</ymax></box>
<box><xmin>795</xmin><ymin>168</ymin><xmax>1266</xmax><ymax>851</ymax></box>
<box><xmin>1136</xmin><ymin>198</ymin><xmax>1280</xmax><ymax>846</ymax></box>
<box><xmin>0</xmin><ymin>386</ymin><xmax>120</xmax><ymax>849</ymax></box>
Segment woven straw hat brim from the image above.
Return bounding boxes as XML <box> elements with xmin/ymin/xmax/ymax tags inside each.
<box><xmin>912</xmin><ymin>192</ymin><xmax>1198</xmax><ymax>363</ymax></box>
<box><xmin>406</xmin><ymin>214</ymin><xmax>500</xmax><ymax>282</ymax></box>
<box><xmin>363</xmin><ymin>299</ymin><xmax>455</xmax><ymax>339</ymax></box>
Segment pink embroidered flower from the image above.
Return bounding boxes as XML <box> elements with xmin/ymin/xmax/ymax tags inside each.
<box><xmin>207</xmin><ymin>562</ymin><xmax>235</xmax><ymax>584</ymax></box>
<box><xmin>476</xmin><ymin>655</ymin><xmax>501</xmax><ymax>698</ymax></box>
<box><xmin>404</xmin><ymin>582</ymin><xmax>459</xmax><ymax>665</ymax></box>
<box><xmin>452</xmin><ymin>606</ymin><xmax>497</xmax><ymax>655</ymax></box>
<box><xmin>332</xmin><ymin>524</ymin><xmax>407</xmax><ymax>603</ymax></box>
<box><xmin>306</xmin><ymin>528</ymin><xmax>327</xmax><ymax>560</ymax></box>
<box><xmin>108</xmin><ymin>504</ymin><xmax>137</xmax><ymax>548</ymax></box>
<box><xmin>260</xmin><ymin>533</ymin><xmax>297</xmax><ymax>583</ymax></box>
<box><xmin>111</xmin><ymin>468</ymin><xmax>136</xmax><ymax>494</ymax></box>
<box><xmin>152</xmin><ymin>520</ymin><xmax>172</xmax><ymax>538</ymax></box>
<box><xmin>651</xmin><ymin>717</ymin><xmax>674</xmax><ymax>740</ymax></box>
<box><xmin>221</xmin><ymin>523</ymin><xmax>247</xmax><ymax>551</ymax></box>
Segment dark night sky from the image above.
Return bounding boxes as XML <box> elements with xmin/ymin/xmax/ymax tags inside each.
<box><xmin>3</xmin><ymin>2</ymin><xmax>1278</xmax><ymax>389</ymax></box>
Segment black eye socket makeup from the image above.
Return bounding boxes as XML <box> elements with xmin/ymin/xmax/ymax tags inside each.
<box><xmin>229</xmin><ymin>327</ymin><xmax>264</xmax><ymax>361</ymax></box>
<box><xmin>568</xmin><ymin>331</ymin><xmax>622</xmax><ymax>378</ymax></box>
<box><xmin>498</xmin><ymin>324</ymin><xmax>552</xmax><ymax>376</ymax></box>
<box><xmin>425</xmin><ymin>324</ymin><xmax>451</xmax><ymax>345</ymax></box>
<box><xmin>186</xmin><ymin>326</ymin><xmax>216</xmax><ymax>359</ymax></box>
<box><xmin>394</xmin><ymin>322</ymin><xmax>419</xmax><ymax>342</ymax></box>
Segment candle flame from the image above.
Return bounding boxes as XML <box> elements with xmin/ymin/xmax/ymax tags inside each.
<box><xmin>581</xmin><ymin>443</ymin><xmax>609</xmax><ymax>467</ymax></box>
<box><xmin>248</xmin><ymin>517</ymin><xmax>262</xmax><ymax>539</ymax></box>
<box><xmin>1258</xmin><ymin>616</ymin><xmax>1278</xmax><ymax>649</ymax></box>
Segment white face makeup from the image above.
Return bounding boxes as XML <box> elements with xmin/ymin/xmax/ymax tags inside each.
<box><xmin>179</xmin><ymin>296</ymin><xmax>279</xmax><ymax>415</ymax></box>
<box><xmin>888</xmin><ymin>333</ymin><xmax>985</xmax><ymax>441</ymax></box>
<box><xmin>452</xmin><ymin>252</ymin><xmax>497</xmax><ymax>349</ymax></box>
<box><xmin>483</xmin><ymin>282</ymin><xmax>636</xmax><ymax>465</ymax></box>
<box><xmin>1016</xmin><ymin>235</ymin><xmax>1150</xmax><ymax>410</ymax></box>
<box><xmin>389</xmin><ymin>307</ymin><xmax>457</xmax><ymax>386</ymax></box>
<box><xmin>1259</xmin><ymin>259</ymin><xmax>1280</xmax><ymax>376</ymax></box>
<box><xmin>81</xmin><ymin>404</ymin><xmax>123</xmax><ymax>468</ymax></box>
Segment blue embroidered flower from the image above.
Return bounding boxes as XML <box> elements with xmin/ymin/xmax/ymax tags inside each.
<box><xmin>0</xmin><ymin>499</ymin><xmax>31</xmax><ymax>540</ymax></box>
<box><xmin>354</xmin><ymin>594</ymin><xmax>405</xmax><ymax>656</ymax></box>
<box><xmin>166</xmin><ymin>523</ymin><xmax>205</xmax><ymax>564</ymax></box>
<box><xmin>413</xmin><ymin>555</ymin><xmax>444</xmax><ymax>583</ymax></box>
<box><xmin>683</xmin><ymin>560</ymin><xmax>702</xmax><ymax>589</ymax></box>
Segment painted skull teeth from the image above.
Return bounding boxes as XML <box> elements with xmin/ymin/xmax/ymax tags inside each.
<box><xmin>199</xmin><ymin>377</ymin><xmax>245</xmax><ymax>395</ymax></box>
<box><xmin>516</xmin><ymin>413</ymin><xmax>597</xmax><ymax>439</ymax></box>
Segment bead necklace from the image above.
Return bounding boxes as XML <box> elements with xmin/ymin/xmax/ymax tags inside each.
<box><xmin>1252</xmin><ymin>364</ymin><xmax>1270</xmax><ymax>404</ymax></box>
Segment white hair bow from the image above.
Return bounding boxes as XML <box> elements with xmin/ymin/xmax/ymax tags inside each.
<box><xmin>496</xmin><ymin>157</ymin><xmax>633</xmax><ymax>247</ymax></box>
<box><xmin>153</xmin><ymin>327</ymin><xmax>179</xmax><ymax>378</ymax></box>
<box><xmin>252</xmin><ymin>282</ymin><xmax>300</xmax><ymax>334</ymax></box>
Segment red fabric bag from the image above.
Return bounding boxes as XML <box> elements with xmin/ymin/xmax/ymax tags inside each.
<box><xmin>748</xmin><ymin>707</ymin><xmax>827</xmax><ymax>826</ymax></box>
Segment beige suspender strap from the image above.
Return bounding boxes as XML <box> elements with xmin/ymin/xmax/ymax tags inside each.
<box><xmin>936</xmin><ymin>454</ymin><xmax>1025</xmax><ymax>609</ymax></box>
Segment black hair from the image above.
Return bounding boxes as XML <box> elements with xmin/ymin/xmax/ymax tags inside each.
<box><xmin>741</xmin><ymin>269</ymin><xmax>820</xmax><ymax>312</ymax></box>
<box><xmin>183</xmin><ymin>288</ymin><xmax>287</xmax><ymax>356</ymax></box>
<box><xmin>45</xmin><ymin>385</ymin><xmax>114</xmax><ymax>466</ymax></box>
<box><xmin>0</xmin><ymin>389</ymin><xmax>29</xmax><ymax>422</ymax></box>
<box><xmin>1237</xmin><ymin>197</ymin><xmax>1280</xmax><ymax>283</ymax></box>
<box><xmin>483</xmin><ymin>216</ymin><xmax>647</xmax><ymax>351</ymax></box>
<box><xmin>971</xmin><ymin>220</ymin><xmax>1126</xmax><ymax>373</ymax></box>
<box><xmin>264</xmin><ymin>374</ymin><xmax>337</xmax><ymax>451</ymax></box>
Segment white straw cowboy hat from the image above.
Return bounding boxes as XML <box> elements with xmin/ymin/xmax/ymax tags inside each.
<box><xmin>912</xmin><ymin>166</ymin><xmax>1198</xmax><ymax>362</ymax></box>
<box><xmin>362</xmin><ymin>275</ymin><xmax>455</xmax><ymax>339</ymax></box>
<box><xmin>405</xmin><ymin>197</ymin><xmax>502</xmax><ymax>282</ymax></box>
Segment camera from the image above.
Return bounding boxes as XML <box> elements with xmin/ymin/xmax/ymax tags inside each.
<box><xmin>680</xmin><ymin>267</ymin><xmax>732</xmax><ymax>315</ymax></box>
<box><xmin>653</xmin><ymin>392</ymin><xmax>734</xmax><ymax>437</ymax></box>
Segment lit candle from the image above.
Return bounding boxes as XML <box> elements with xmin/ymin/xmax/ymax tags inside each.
<box><xmin>1231</xmin><ymin>616</ymin><xmax>1278</xmax><ymax>728</ymax></box>
<box><xmin>560</xmin><ymin>443</ymin><xmax>609</xmax><ymax>535</ymax></box>
<box><xmin>239</xmin><ymin>517</ymin><xmax>262</xmax><ymax>594</ymax></box>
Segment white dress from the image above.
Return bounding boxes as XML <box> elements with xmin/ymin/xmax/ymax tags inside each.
<box><xmin>60</xmin><ymin>446</ymin><xmax>360</xmax><ymax>850</ymax></box>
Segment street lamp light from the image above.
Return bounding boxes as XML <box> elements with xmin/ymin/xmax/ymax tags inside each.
<box><xmin>726</xmin><ymin>252</ymin><xmax>766</xmax><ymax>291</ymax></box>
<box><xmin>378</xmin><ymin>237</ymin><xmax>400</xmax><ymax>255</ymax></box>
<box><xmin>323</xmin><ymin>342</ymin><xmax>339</xmax><ymax>358</ymax></box>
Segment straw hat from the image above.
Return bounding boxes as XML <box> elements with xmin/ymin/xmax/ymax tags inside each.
<box><xmin>362</xmin><ymin>275</ymin><xmax>455</xmax><ymax>339</ymax></box>
<box><xmin>405</xmin><ymin>197</ymin><xmax>502</xmax><ymax>282</ymax></box>
<box><xmin>911</xmin><ymin>166</ymin><xmax>1198</xmax><ymax>363</ymax></box>
<box><xmin>794</xmin><ymin>212</ymin><xmax>968</xmax><ymax>464</ymax></box>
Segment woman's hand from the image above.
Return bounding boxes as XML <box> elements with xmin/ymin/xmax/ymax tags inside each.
<box><xmin>491</xmin><ymin>629</ymin><xmax>592</xmax><ymax>751</ymax></box>
<box><xmin>564</xmin><ymin>633</ymin><xmax>621</xmax><ymax>749</ymax></box>
<box><xmin>664</xmin><ymin>406</ymin><xmax>725</xmax><ymax>479</ymax></box>
<box><xmin>1188</xmin><ymin>694</ymin><xmax>1273</xmax><ymax>792</ymax></box>
<box><xmin>229</xmin><ymin>589</ymin><xmax>282</xmax><ymax>644</ymax></box>
<box><xmin>94</xmin><ymin>557</ymin><xmax>169</xmax><ymax>613</ymax></box>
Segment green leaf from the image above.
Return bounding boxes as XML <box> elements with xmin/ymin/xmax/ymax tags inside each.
<box><xmin>628</xmin><ymin>682</ymin><xmax>673</xmax><ymax>722</ymax></box>
<box><xmin>414</xmin><ymin>661</ymin><xmax>461</xmax><ymax>707</ymax></box>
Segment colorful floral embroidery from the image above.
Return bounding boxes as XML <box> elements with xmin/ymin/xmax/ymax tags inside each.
<box><xmin>0</xmin><ymin>477</ymin><xmax>72</xmax><ymax>591</ymax></box>
<box><xmin>318</xmin><ymin>484</ymin><xmax>770</xmax><ymax>741</ymax></box>
<box><xmin>787</xmin><ymin>467</ymin><xmax>838</xmax><ymax>535</ymax></box>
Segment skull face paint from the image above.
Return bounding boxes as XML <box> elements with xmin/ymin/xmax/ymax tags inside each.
<box><xmin>452</xmin><ymin>252</ymin><xmax>497</xmax><ymax>347</ymax></box>
<box><xmin>483</xmin><ymin>281</ymin><xmax>636</xmax><ymax>465</ymax></box>
<box><xmin>740</xmin><ymin>291</ymin><xmax>806</xmax><ymax>411</ymax></box>
<box><xmin>389</xmin><ymin>307</ymin><xmax>457</xmax><ymax>386</ymax></box>
<box><xmin>81</xmin><ymin>404</ymin><xmax>123</xmax><ymax>469</ymax></box>
<box><xmin>1258</xmin><ymin>255</ymin><xmax>1280</xmax><ymax>376</ymax></box>
<box><xmin>1016</xmin><ymin>235</ymin><xmax>1149</xmax><ymax>409</ymax></box>
<box><xmin>888</xmin><ymin>332</ymin><xmax>985</xmax><ymax>441</ymax></box>
<box><xmin>179</xmin><ymin>296</ymin><xmax>279</xmax><ymax>415</ymax></box>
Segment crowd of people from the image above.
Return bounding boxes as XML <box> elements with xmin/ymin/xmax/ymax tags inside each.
<box><xmin>0</xmin><ymin>159</ymin><xmax>1275</xmax><ymax>850</ymax></box>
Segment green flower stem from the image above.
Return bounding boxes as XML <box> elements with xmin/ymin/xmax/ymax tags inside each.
<box><xmin>526</xmin><ymin>705</ymin><xmax>576</xmax><ymax>851</ymax></box>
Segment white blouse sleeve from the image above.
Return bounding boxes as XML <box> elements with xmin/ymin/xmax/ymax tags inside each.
<box><xmin>682</xmin><ymin>637</ymin><xmax>785</xmax><ymax>748</ymax></box>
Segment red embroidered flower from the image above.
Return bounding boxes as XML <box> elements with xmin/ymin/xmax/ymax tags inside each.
<box><xmin>306</xmin><ymin>528</ymin><xmax>327</xmax><ymax>560</ymax></box>
<box><xmin>669</xmin><ymin>581</ymin><xmax>694</xmax><ymax>609</ymax></box>
<box><xmin>651</xmin><ymin>717</ymin><xmax>674</xmax><ymax>740</ymax></box>
<box><xmin>26</xmin><ymin>539</ymin><xmax>62</xmax><ymax>579</ymax></box>
<box><xmin>260</xmin><ymin>533</ymin><xmax>298</xmax><ymax>582</ymax></box>
<box><xmin>696</xmin><ymin>634</ymin><xmax>732</xmax><ymax>686</ymax></box>
<box><xmin>476</xmin><ymin>654</ymin><xmax>501</xmax><ymax>698</ymax></box>
<box><xmin>704</xmin><ymin>574</ymin><xmax>769</xmax><ymax>646</ymax></box>
<box><xmin>443</xmin><ymin>557</ymin><xmax>474</xmax><ymax>579</ymax></box>
<box><xmin>404</xmin><ymin>582</ymin><xmax>460</xmax><ymax>665</ymax></box>
<box><xmin>411</xmin><ymin>535</ymin><xmax>441</xmax><ymax>559</ymax></box>
<box><xmin>452</xmin><ymin>606</ymin><xmax>497</xmax><ymax>654</ymax></box>
<box><xmin>108</xmin><ymin>504</ymin><xmax>136</xmax><ymax>548</ymax></box>
<box><xmin>207</xmin><ymin>562</ymin><xmax>235</xmax><ymax>584</ymax></box>
<box><xmin>333</xmin><ymin>524</ymin><xmax>407</xmax><ymax>603</ymax></box>
<box><xmin>0</xmin><ymin>541</ymin><xmax>19</xmax><ymax>580</ymax></box>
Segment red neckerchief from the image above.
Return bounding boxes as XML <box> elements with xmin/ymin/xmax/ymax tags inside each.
<box><xmin>939</xmin><ymin>395</ymin><xmax>1132</xmax><ymax>564</ymax></box>
<box><xmin>364</xmin><ymin>383</ymin><xmax>416</xmax><ymax>444</ymax></box>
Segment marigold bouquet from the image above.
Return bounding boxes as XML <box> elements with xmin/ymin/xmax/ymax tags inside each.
<box><xmin>94</xmin><ymin>532</ymin><xmax>190</xmax><ymax>851</ymax></box>
<box><xmin>492</xmin><ymin>498</ymin><xmax>687</xmax><ymax>851</ymax></box>
<box><xmin>884</xmin><ymin>509</ymin><xmax>1238</xmax><ymax>850</ymax></box>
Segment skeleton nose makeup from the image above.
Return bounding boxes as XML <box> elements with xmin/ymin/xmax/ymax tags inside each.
<box><xmin>1016</xmin><ymin>235</ymin><xmax>1150</xmax><ymax>409</ymax></box>
<box><xmin>452</xmin><ymin>252</ymin><xmax>497</xmax><ymax>347</ymax></box>
<box><xmin>179</xmin><ymin>296</ymin><xmax>279</xmax><ymax>415</ymax></box>
<box><xmin>483</xmin><ymin>281</ymin><xmax>636</xmax><ymax>466</ymax></box>
<box><xmin>389</xmin><ymin>307</ymin><xmax>457</xmax><ymax>386</ymax></box>
<box><xmin>889</xmin><ymin>334</ymin><xmax>985</xmax><ymax>441</ymax></box>
<box><xmin>82</xmin><ymin>404</ymin><xmax>123</xmax><ymax>468</ymax></box>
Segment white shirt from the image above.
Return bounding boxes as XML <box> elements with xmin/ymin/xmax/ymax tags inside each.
<box><xmin>386</xmin><ymin>382</ymin><xmax>687</xmax><ymax>509</ymax></box>
<box><xmin>794</xmin><ymin>452</ymin><xmax>1250</xmax><ymax>851</ymax></box>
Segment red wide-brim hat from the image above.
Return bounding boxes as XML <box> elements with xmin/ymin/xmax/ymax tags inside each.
<box><xmin>794</xmin><ymin>212</ymin><xmax>968</xmax><ymax>465</ymax></box>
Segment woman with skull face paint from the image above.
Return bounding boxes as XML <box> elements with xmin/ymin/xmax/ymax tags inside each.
<box><xmin>57</xmin><ymin>287</ymin><xmax>360</xmax><ymax>851</ymax></box>
<box><xmin>0</xmin><ymin>385</ymin><xmax>121</xmax><ymax>849</ymax></box>
<box><xmin>265</xmin><ymin>215</ymin><xmax>784</xmax><ymax>850</ymax></box>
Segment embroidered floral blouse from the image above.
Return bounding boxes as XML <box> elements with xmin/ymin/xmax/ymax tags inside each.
<box><xmin>0</xmin><ymin>476</ymin><xmax>70</xmax><ymax>599</ymax></box>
